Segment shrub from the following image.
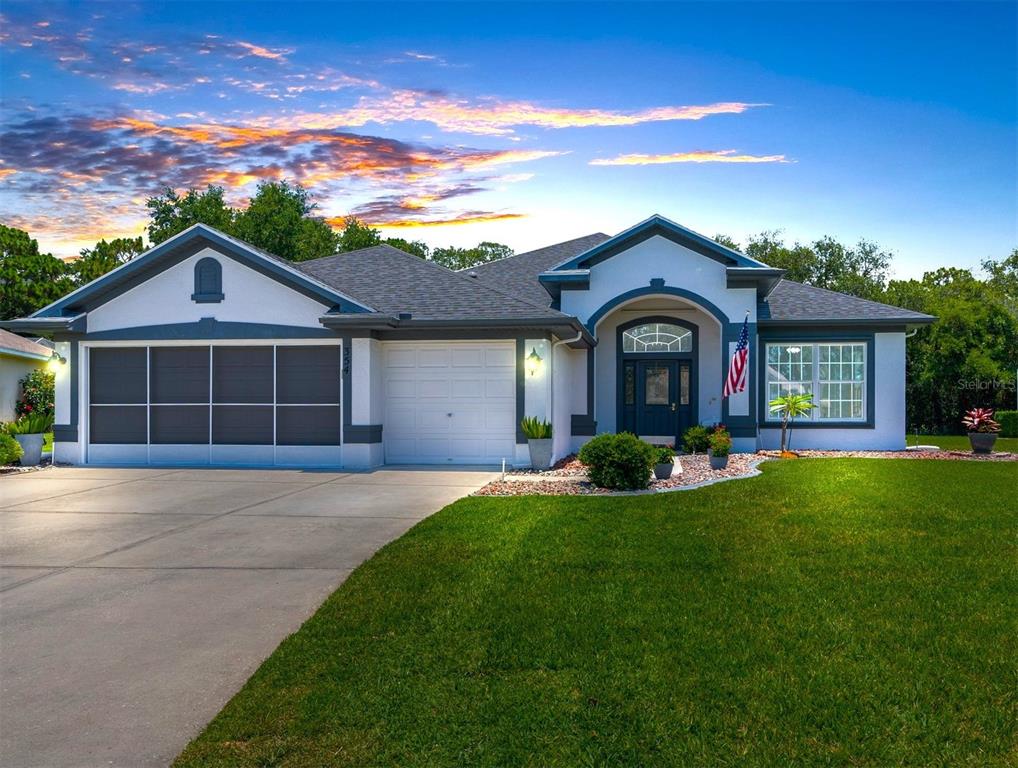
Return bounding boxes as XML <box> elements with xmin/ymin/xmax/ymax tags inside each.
<box><xmin>15</xmin><ymin>369</ymin><xmax>55</xmax><ymax>418</ymax></box>
<box><xmin>0</xmin><ymin>432</ymin><xmax>23</xmax><ymax>465</ymax></box>
<box><xmin>682</xmin><ymin>424</ymin><xmax>710</xmax><ymax>454</ymax></box>
<box><xmin>6</xmin><ymin>412</ymin><xmax>54</xmax><ymax>435</ymax></box>
<box><xmin>996</xmin><ymin>410</ymin><xmax>1017</xmax><ymax>438</ymax></box>
<box><xmin>654</xmin><ymin>445</ymin><xmax>674</xmax><ymax>465</ymax></box>
<box><xmin>578</xmin><ymin>432</ymin><xmax>656</xmax><ymax>490</ymax></box>
<box><xmin>520</xmin><ymin>417</ymin><xmax>552</xmax><ymax>439</ymax></box>
<box><xmin>708</xmin><ymin>425</ymin><xmax>732</xmax><ymax>457</ymax></box>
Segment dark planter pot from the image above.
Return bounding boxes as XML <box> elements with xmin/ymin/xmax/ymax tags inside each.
<box><xmin>968</xmin><ymin>432</ymin><xmax>997</xmax><ymax>454</ymax></box>
<box><xmin>654</xmin><ymin>462</ymin><xmax>673</xmax><ymax>480</ymax></box>
<box><xmin>707</xmin><ymin>449</ymin><xmax>729</xmax><ymax>470</ymax></box>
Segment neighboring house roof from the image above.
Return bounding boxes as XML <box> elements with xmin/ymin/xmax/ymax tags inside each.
<box><xmin>760</xmin><ymin>280</ymin><xmax>935</xmax><ymax>325</ymax></box>
<box><xmin>297</xmin><ymin>243</ymin><xmax>569</xmax><ymax>321</ymax></box>
<box><xmin>0</xmin><ymin>329</ymin><xmax>53</xmax><ymax>361</ymax></box>
<box><xmin>468</xmin><ymin>233</ymin><xmax>611</xmax><ymax>308</ymax></box>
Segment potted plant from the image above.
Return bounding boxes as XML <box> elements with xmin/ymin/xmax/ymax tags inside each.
<box><xmin>681</xmin><ymin>424</ymin><xmax>710</xmax><ymax>455</ymax></box>
<box><xmin>707</xmin><ymin>425</ymin><xmax>732</xmax><ymax>469</ymax></box>
<box><xmin>768</xmin><ymin>392</ymin><xmax>816</xmax><ymax>457</ymax></box>
<box><xmin>653</xmin><ymin>445</ymin><xmax>675</xmax><ymax>479</ymax></box>
<box><xmin>5</xmin><ymin>412</ymin><xmax>54</xmax><ymax>466</ymax></box>
<box><xmin>520</xmin><ymin>416</ymin><xmax>553</xmax><ymax>470</ymax></box>
<box><xmin>962</xmin><ymin>408</ymin><xmax>1000</xmax><ymax>454</ymax></box>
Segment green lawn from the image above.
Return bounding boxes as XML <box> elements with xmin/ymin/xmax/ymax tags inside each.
<box><xmin>176</xmin><ymin>460</ymin><xmax>1017</xmax><ymax>767</ymax></box>
<box><xmin>42</xmin><ymin>431</ymin><xmax>53</xmax><ymax>452</ymax></box>
<box><xmin>908</xmin><ymin>433</ymin><xmax>1018</xmax><ymax>452</ymax></box>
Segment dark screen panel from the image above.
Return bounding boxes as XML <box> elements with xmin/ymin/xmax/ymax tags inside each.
<box><xmin>276</xmin><ymin>406</ymin><xmax>340</xmax><ymax>445</ymax></box>
<box><xmin>89</xmin><ymin>406</ymin><xmax>147</xmax><ymax>443</ymax></box>
<box><xmin>212</xmin><ymin>405</ymin><xmax>273</xmax><ymax>445</ymax></box>
<box><xmin>276</xmin><ymin>346</ymin><xmax>341</xmax><ymax>404</ymax></box>
<box><xmin>90</xmin><ymin>348</ymin><xmax>147</xmax><ymax>404</ymax></box>
<box><xmin>150</xmin><ymin>405</ymin><xmax>209</xmax><ymax>444</ymax></box>
<box><xmin>150</xmin><ymin>347</ymin><xmax>210</xmax><ymax>404</ymax></box>
<box><xmin>213</xmin><ymin>346</ymin><xmax>274</xmax><ymax>403</ymax></box>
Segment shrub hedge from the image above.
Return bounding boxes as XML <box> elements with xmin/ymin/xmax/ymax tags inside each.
<box><xmin>996</xmin><ymin>410</ymin><xmax>1017</xmax><ymax>438</ymax></box>
<box><xmin>0</xmin><ymin>432</ymin><xmax>23</xmax><ymax>466</ymax></box>
<box><xmin>578</xmin><ymin>432</ymin><xmax>656</xmax><ymax>490</ymax></box>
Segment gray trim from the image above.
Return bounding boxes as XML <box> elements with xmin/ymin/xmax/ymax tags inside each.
<box><xmin>320</xmin><ymin>314</ymin><xmax>596</xmax><ymax>347</ymax></box>
<box><xmin>720</xmin><ymin>321</ymin><xmax>758</xmax><ymax>434</ymax></box>
<box><xmin>757</xmin><ymin>330</ymin><xmax>877</xmax><ymax>429</ymax></box>
<box><xmin>80</xmin><ymin>320</ymin><xmax>338</xmax><ymax>341</ymax></box>
<box><xmin>53</xmin><ymin>424</ymin><xmax>78</xmax><ymax>441</ymax></box>
<box><xmin>758</xmin><ymin>319</ymin><xmax>914</xmax><ymax>329</ymax></box>
<box><xmin>341</xmin><ymin>335</ymin><xmax>352</xmax><ymax>442</ymax></box>
<box><xmin>727</xmin><ymin>268</ymin><xmax>785</xmax><ymax>298</ymax></box>
<box><xmin>192</xmin><ymin>293</ymin><xmax>225</xmax><ymax>304</ymax></box>
<box><xmin>191</xmin><ymin>257</ymin><xmax>224</xmax><ymax>303</ymax></box>
<box><xmin>570</xmin><ymin>415</ymin><xmax>596</xmax><ymax>436</ymax></box>
<box><xmin>0</xmin><ymin>314</ymin><xmax>86</xmax><ymax>333</ymax></box>
<box><xmin>345</xmin><ymin>424</ymin><xmax>382</xmax><ymax>443</ymax></box>
<box><xmin>516</xmin><ymin>337</ymin><xmax>526</xmax><ymax>443</ymax></box>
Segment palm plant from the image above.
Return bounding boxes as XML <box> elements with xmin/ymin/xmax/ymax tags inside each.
<box><xmin>768</xmin><ymin>392</ymin><xmax>816</xmax><ymax>454</ymax></box>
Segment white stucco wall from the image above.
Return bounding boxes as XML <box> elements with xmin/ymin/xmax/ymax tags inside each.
<box><xmin>550</xmin><ymin>343</ymin><xmax>577</xmax><ymax>461</ymax></box>
<box><xmin>560</xmin><ymin>235</ymin><xmax>757</xmax><ymax>326</ymax></box>
<box><xmin>758</xmin><ymin>332</ymin><xmax>907</xmax><ymax>450</ymax></box>
<box><xmin>86</xmin><ymin>246</ymin><xmax>329</xmax><ymax>333</ymax></box>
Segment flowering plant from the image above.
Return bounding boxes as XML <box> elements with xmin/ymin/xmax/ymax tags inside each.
<box><xmin>15</xmin><ymin>370</ymin><xmax>55</xmax><ymax>418</ymax></box>
<box><xmin>707</xmin><ymin>424</ymin><xmax>732</xmax><ymax>457</ymax></box>
<box><xmin>962</xmin><ymin>408</ymin><xmax>1000</xmax><ymax>434</ymax></box>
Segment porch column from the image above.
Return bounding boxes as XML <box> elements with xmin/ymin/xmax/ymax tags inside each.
<box><xmin>344</xmin><ymin>337</ymin><xmax>384</xmax><ymax>468</ymax></box>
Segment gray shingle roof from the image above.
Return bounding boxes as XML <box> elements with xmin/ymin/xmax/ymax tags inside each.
<box><xmin>296</xmin><ymin>244</ymin><xmax>567</xmax><ymax>320</ymax></box>
<box><xmin>760</xmin><ymin>280</ymin><xmax>935</xmax><ymax>323</ymax></box>
<box><xmin>467</xmin><ymin>233</ymin><xmax>610</xmax><ymax>308</ymax></box>
<box><xmin>0</xmin><ymin>329</ymin><xmax>53</xmax><ymax>359</ymax></box>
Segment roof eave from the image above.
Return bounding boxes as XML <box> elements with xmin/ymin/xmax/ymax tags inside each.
<box><xmin>0</xmin><ymin>314</ymin><xmax>86</xmax><ymax>334</ymax></box>
<box><xmin>758</xmin><ymin>316</ymin><xmax>936</xmax><ymax>328</ymax></box>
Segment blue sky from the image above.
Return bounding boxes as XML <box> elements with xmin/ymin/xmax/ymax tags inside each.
<box><xmin>1</xmin><ymin>2</ymin><xmax>1014</xmax><ymax>278</ymax></box>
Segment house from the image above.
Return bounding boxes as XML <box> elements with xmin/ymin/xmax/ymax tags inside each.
<box><xmin>0</xmin><ymin>329</ymin><xmax>54</xmax><ymax>423</ymax></box>
<box><xmin>0</xmin><ymin>216</ymin><xmax>935</xmax><ymax>467</ymax></box>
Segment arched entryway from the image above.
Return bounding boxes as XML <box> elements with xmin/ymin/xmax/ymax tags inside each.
<box><xmin>616</xmin><ymin>315</ymin><xmax>698</xmax><ymax>444</ymax></box>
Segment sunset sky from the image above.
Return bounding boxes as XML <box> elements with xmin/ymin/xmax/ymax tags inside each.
<box><xmin>1</xmin><ymin>2</ymin><xmax>1014</xmax><ymax>277</ymax></box>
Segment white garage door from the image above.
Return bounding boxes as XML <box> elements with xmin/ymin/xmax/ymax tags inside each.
<box><xmin>383</xmin><ymin>342</ymin><xmax>516</xmax><ymax>464</ymax></box>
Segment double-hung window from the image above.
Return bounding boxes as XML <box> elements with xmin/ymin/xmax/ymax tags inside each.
<box><xmin>765</xmin><ymin>342</ymin><xmax>867</xmax><ymax>422</ymax></box>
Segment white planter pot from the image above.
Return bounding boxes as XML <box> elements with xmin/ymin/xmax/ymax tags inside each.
<box><xmin>14</xmin><ymin>433</ymin><xmax>45</xmax><ymax>466</ymax></box>
<box><xmin>527</xmin><ymin>438</ymin><xmax>553</xmax><ymax>471</ymax></box>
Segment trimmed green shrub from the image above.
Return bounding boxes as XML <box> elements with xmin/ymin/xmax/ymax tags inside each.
<box><xmin>16</xmin><ymin>369</ymin><xmax>55</xmax><ymax>417</ymax></box>
<box><xmin>578</xmin><ymin>432</ymin><xmax>656</xmax><ymax>490</ymax></box>
<box><xmin>682</xmin><ymin>424</ymin><xmax>711</xmax><ymax>454</ymax></box>
<box><xmin>0</xmin><ymin>432</ymin><xmax>23</xmax><ymax>465</ymax></box>
<box><xmin>996</xmin><ymin>410</ymin><xmax>1017</xmax><ymax>438</ymax></box>
<box><xmin>520</xmin><ymin>417</ymin><xmax>552</xmax><ymax>439</ymax></box>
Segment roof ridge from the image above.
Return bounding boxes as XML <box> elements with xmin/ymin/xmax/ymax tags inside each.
<box><xmin>467</xmin><ymin>233</ymin><xmax>610</xmax><ymax>275</ymax></box>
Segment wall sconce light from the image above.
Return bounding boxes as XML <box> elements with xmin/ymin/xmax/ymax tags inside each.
<box><xmin>47</xmin><ymin>350</ymin><xmax>67</xmax><ymax>373</ymax></box>
<box><xmin>525</xmin><ymin>347</ymin><xmax>543</xmax><ymax>377</ymax></box>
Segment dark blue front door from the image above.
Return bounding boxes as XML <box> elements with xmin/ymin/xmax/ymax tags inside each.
<box><xmin>622</xmin><ymin>359</ymin><xmax>693</xmax><ymax>444</ymax></box>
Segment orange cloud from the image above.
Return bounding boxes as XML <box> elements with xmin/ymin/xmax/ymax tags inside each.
<box><xmin>372</xmin><ymin>212</ymin><xmax>526</xmax><ymax>228</ymax></box>
<box><xmin>590</xmin><ymin>149</ymin><xmax>791</xmax><ymax>166</ymax></box>
<box><xmin>233</xmin><ymin>41</ymin><xmax>292</xmax><ymax>61</ymax></box>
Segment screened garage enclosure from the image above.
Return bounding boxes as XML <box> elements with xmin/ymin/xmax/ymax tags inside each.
<box><xmin>87</xmin><ymin>343</ymin><xmax>342</xmax><ymax>466</ymax></box>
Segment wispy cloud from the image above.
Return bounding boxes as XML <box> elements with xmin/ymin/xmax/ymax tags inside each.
<box><xmin>590</xmin><ymin>149</ymin><xmax>791</xmax><ymax>166</ymax></box>
<box><xmin>366</xmin><ymin>211</ymin><xmax>527</xmax><ymax>228</ymax></box>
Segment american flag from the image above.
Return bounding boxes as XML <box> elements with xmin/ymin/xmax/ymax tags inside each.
<box><xmin>723</xmin><ymin>316</ymin><xmax>749</xmax><ymax>398</ymax></box>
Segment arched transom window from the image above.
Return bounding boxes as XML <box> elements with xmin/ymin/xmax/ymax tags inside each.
<box><xmin>622</xmin><ymin>322</ymin><xmax>693</xmax><ymax>353</ymax></box>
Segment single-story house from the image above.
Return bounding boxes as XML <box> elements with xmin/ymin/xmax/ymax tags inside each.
<box><xmin>0</xmin><ymin>215</ymin><xmax>935</xmax><ymax>468</ymax></box>
<box><xmin>0</xmin><ymin>329</ymin><xmax>54</xmax><ymax>423</ymax></box>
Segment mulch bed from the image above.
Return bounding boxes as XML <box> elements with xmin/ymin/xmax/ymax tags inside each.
<box><xmin>476</xmin><ymin>447</ymin><xmax>1016</xmax><ymax>496</ymax></box>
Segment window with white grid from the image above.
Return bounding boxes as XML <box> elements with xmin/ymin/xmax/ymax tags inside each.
<box><xmin>765</xmin><ymin>342</ymin><xmax>866</xmax><ymax>422</ymax></box>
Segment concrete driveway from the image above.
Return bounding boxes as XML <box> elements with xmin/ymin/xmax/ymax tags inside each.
<box><xmin>0</xmin><ymin>465</ymin><xmax>495</xmax><ymax>768</ymax></box>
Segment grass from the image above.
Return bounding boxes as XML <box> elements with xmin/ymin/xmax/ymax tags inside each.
<box><xmin>176</xmin><ymin>460</ymin><xmax>1017</xmax><ymax>767</ymax></box>
<box><xmin>907</xmin><ymin>433</ymin><xmax>1018</xmax><ymax>452</ymax></box>
<box><xmin>42</xmin><ymin>431</ymin><xmax>52</xmax><ymax>452</ymax></box>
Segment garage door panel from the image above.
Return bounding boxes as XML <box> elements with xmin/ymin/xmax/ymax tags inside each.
<box><xmin>90</xmin><ymin>405</ymin><xmax>147</xmax><ymax>444</ymax></box>
<box><xmin>418</xmin><ymin>348</ymin><xmax>450</xmax><ymax>367</ymax></box>
<box><xmin>417</xmin><ymin>379</ymin><xmax>450</xmax><ymax>399</ymax></box>
<box><xmin>451</xmin><ymin>348</ymin><xmax>483</xmax><ymax>367</ymax></box>
<box><xmin>212</xmin><ymin>405</ymin><xmax>273</xmax><ymax>445</ymax></box>
<box><xmin>485</xmin><ymin>346</ymin><xmax>515</xmax><ymax>367</ymax></box>
<box><xmin>418</xmin><ymin>409</ymin><xmax>452</xmax><ymax>430</ymax></box>
<box><xmin>276</xmin><ymin>405</ymin><xmax>340</xmax><ymax>446</ymax></box>
<box><xmin>485</xmin><ymin>379</ymin><xmax>514</xmax><ymax>398</ymax></box>
<box><xmin>150</xmin><ymin>405</ymin><xmax>209</xmax><ymax>444</ymax></box>
<box><xmin>386</xmin><ymin>348</ymin><xmax>416</xmax><ymax>368</ymax></box>
<box><xmin>213</xmin><ymin>347</ymin><xmax>273</xmax><ymax>403</ymax></box>
<box><xmin>485</xmin><ymin>408</ymin><xmax>515</xmax><ymax>431</ymax></box>
<box><xmin>451</xmin><ymin>379</ymin><xmax>483</xmax><ymax>399</ymax></box>
<box><xmin>385</xmin><ymin>378</ymin><xmax>417</xmax><ymax>399</ymax></box>
<box><xmin>276</xmin><ymin>346</ymin><xmax>341</xmax><ymax>404</ymax></box>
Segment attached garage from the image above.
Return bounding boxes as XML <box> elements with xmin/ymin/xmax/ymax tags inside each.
<box><xmin>382</xmin><ymin>342</ymin><xmax>516</xmax><ymax>465</ymax></box>
<box><xmin>86</xmin><ymin>342</ymin><xmax>342</xmax><ymax>466</ymax></box>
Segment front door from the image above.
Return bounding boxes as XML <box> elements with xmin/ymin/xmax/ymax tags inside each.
<box><xmin>622</xmin><ymin>360</ymin><xmax>693</xmax><ymax>444</ymax></box>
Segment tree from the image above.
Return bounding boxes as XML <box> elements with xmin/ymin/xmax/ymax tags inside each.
<box><xmin>73</xmin><ymin>236</ymin><xmax>144</xmax><ymax>285</ymax></box>
<box><xmin>768</xmin><ymin>392</ymin><xmax>816</xmax><ymax>454</ymax></box>
<box><xmin>712</xmin><ymin>234</ymin><xmax>742</xmax><ymax>251</ymax></box>
<box><xmin>382</xmin><ymin>237</ymin><xmax>430</xmax><ymax>260</ymax></box>
<box><xmin>336</xmin><ymin>218</ymin><xmax>382</xmax><ymax>252</ymax></box>
<box><xmin>982</xmin><ymin>248</ymin><xmax>1018</xmax><ymax>318</ymax></box>
<box><xmin>432</xmin><ymin>241</ymin><xmax>513</xmax><ymax>270</ymax></box>
<box><xmin>0</xmin><ymin>224</ymin><xmax>74</xmax><ymax>320</ymax></box>
<box><xmin>146</xmin><ymin>186</ymin><xmax>235</xmax><ymax>245</ymax></box>
<box><xmin>233</xmin><ymin>181</ymin><xmax>339</xmax><ymax>262</ymax></box>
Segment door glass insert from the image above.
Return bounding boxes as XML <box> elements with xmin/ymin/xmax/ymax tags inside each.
<box><xmin>680</xmin><ymin>365</ymin><xmax>690</xmax><ymax>405</ymax></box>
<box><xmin>645</xmin><ymin>365</ymin><xmax>670</xmax><ymax>405</ymax></box>
<box><xmin>623</xmin><ymin>323</ymin><xmax>693</xmax><ymax>353</ymax></box>
<box><xmin>624</xmin><ymin>363</ymin><xmax>635</xmax><ymax>406</ymax></box>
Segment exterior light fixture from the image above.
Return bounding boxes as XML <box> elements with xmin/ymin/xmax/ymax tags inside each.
<box><xmin>525</xmin><ymin>347</ymin><xmax>543</xmax><ymax>377</ymax></box>
<box><xmin>47</xmin><ymin>350</ymin><xmax>66</xmax><ymax>373</ymax></box>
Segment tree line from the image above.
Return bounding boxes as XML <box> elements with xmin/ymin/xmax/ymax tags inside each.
<box><xmin>1</xmin><ymin>180</ymin><xmax>1014</xmax><ymax>433</ymax></box>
